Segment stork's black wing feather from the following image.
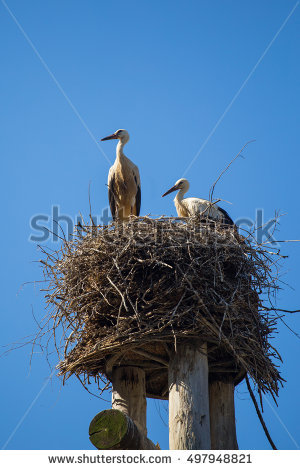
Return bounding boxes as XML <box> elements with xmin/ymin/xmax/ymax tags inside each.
<box><xmin>218</xmin><ymin>206</ymin><xmax>234</xmax><ymax>226</ymax></box>
<box><xmin>108</xmin><ymin>175</ymin><xmax>116</xmax><ymax>220</ymax></box>
<box><xmin>135</xmin><ymin>184</ymin><xmax>141</xmax><ymax>216</ymax></box>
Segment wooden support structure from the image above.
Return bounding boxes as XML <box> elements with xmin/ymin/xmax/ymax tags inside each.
<box><xmin>89</xmin><ymin>366</ymin><xmax>156</xmax><ymax>450</ymax></box>
<box><xmin>112</xmin><ymin>366</ymin><xmax>147</xmax><ymax>436</ymax></box>
<box><xmin>90</xmin><ymin>349</ymin><xmax>240</xmax><ymax>450</ymax></box>
<box><xmin>209</xmin><ymin>380</ymin><xmax>238</xmax><ymax>450</ymax></box>
<box><xmin>89</xmin><ymin>409</ymin><xmax>156</xmax><ymax>450</ymax></box>
<box><xmin>168</xmin><ymin>341</ymin><xmax>211</xmax><ymax>449</ymax></box>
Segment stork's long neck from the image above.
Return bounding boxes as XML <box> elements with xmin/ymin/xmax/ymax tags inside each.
<box><xmin>175</xmin><ymin>188</ymin><xmax>186</xmax><ymax>203</ymax></box>
<box><xmin>116</xmin><ymin>140</ymin><xmax>126</xmax><ymax>161</ymax></box>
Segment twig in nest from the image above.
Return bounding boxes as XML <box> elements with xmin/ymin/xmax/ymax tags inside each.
<box><xmin>246</xmin><ymin>375</ymin><xmax>277</xmax><ymax>450</ymax></box>
<box><xmin>209</xmin><ymin>140</ymin><xmax>255</xmax><ymax>203</ymax></box>
<box><xmin>88</xmin><ymin>181</ymin><xmax>96</xmax><ymax>227</ymax></box>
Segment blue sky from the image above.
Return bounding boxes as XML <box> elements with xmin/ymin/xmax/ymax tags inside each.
<box><xmin>1</xmin><ymin>0</ymin><xmax>299</xmax><ymax>450</ymax></box>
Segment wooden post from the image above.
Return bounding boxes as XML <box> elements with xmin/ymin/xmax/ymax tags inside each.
<box><xmin>209</xmin><ymin>380</ymin><xmax>238</xmax><ymax>449</ymax></box>
<box><xmin>111</xmin><ymin>366</ymin><xmax>156</xmax><ymax>449</ymax></box>
<box><xmin>112</xmin><ymin>366</ymin><xmax>147</xmax><ymax>435</ymax></box>
<box><xmin>89</xmin><ymin>409</ymin><xmax>156</xmax><ymax>450</ymax></box>
<box><xmin>168</xmin><ymin>341</ymin><xmax>211</xmax><ymax>449</ymax></box>
<box><xmin>89</xmin><ymin>366</ymin><xmax>157</xmax><ymax>450</ymax></box>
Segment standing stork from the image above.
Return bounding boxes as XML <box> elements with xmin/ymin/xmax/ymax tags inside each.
<box><xmin>162</xmin><ymin>178</ymin><xmax>234</xmax><ymax>225</ymax></box>
<box><xmin>101</xmin><ymin>129</ymin><xmax>141</xmax><ymax>221</ymax></box>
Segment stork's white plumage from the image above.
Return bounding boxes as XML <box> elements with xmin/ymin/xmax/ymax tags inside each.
<box><xmin>101</xmin><ymin>129</ymin><xmax>141</xmax><ymax>221</ymax></box>
<box><xmin>162</xmin><ymin>178</ymin><xmax>234</xmax><ymax>225</ymax></box>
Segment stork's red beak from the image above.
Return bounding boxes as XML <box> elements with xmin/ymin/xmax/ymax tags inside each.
<box><xmin>162</xmin><ymin>184</ymin><xmax>178</xmax><ymax>197</ymax></box>
<box><xmin>101</xmin><ymin>133</ymin><xmax>118</xmax><ymax>141</ymax></box>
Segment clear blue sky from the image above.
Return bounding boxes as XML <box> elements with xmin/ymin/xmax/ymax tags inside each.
<box><xmin>1</xmin><ymin>0</ymin><xmax>299</xmax><ymax>450</ymax></box>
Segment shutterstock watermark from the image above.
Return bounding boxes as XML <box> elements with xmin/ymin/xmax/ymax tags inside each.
<box><xmin>29</xmin><ymin>205</ymin><xmax>279</xmax><ymax>245</ymax></box>
<box><xmin>29</xmin><ymin>205</ymin><xmax>112</xmax><ymax>242</ymax></box>
<box><xmin>235</xmin><ymin>209</ymin><xmax>279</xmax><ymax>245</ymax></box>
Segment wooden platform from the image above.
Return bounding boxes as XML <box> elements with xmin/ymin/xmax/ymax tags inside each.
<box><xmin>104</xmin><ymin>339</ymin><xmax>245</xmax><ymax>400</ymax></box>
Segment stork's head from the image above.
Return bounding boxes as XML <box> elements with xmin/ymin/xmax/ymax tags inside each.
<box><xmin>162</xmin><ymin>178</ymin><xmax>190</xmax><ymax>197</ymax></box>
<box><xmin>101</xmin><ymin>129</ymin><xmax>130</xmax><ymax>144</ymax></box>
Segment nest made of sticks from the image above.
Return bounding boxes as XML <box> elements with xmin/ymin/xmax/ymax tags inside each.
<box><xmin>39</xmin><ymin>217</ymin><xmax>284</xmax><ymax>401</ymax></box>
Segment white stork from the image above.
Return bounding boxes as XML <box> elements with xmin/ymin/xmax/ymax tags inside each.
<box><xmin>162</xmin><ymin>178</ymin><xmax>234</xmax><ymax>225</ymax></box>
<box><xmin>101</xmin><ymin>129</ymin><xmax>141</xmax><ymax>221</ymax></box>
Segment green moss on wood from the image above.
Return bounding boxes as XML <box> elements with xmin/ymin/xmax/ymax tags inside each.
<box><xmin>89</xmin><ymin>410</ymin><xmax>128</xmax><ymax>450</ymax></box>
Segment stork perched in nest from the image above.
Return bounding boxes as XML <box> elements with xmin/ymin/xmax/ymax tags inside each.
<box><xmin>162</xmin><ymin>178</ymin><xmax>234</xmax><ymax>225</ymax></box>
<box><xmin>101</xmin><ymin>129</ymin><xmax>141</xmax><ymax>221</ymax></box>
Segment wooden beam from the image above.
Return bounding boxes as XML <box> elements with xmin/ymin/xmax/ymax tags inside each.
<box><xmin>168</xmin><ymin>341</ymin><xmax>211</xmax><ymax>449</ymax></box>
<box><xmin>132</xmin><ymin>348</ymin><xmax>169</xmax><ymax>366</ymax></box>
<box><xmin>89</xmin><ymin>409</ymin><xmax>157</xmax><ymax>450</ymax></box>
<box><xmin>209</xmin><ymin>380</ymin><xmax>238</xmax><ymax>450</ymax></box>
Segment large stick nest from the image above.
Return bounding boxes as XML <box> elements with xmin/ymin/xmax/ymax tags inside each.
<box><xmin>39</xmin><ymin>217</ymin><xmax>283</xmax><ymax>400</ymax></box>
